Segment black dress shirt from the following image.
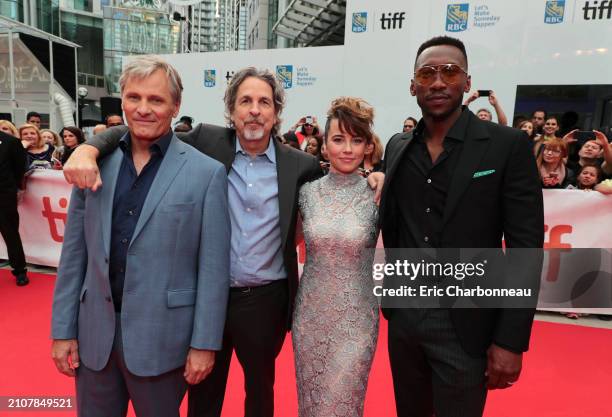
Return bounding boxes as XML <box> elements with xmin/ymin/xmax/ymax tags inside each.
<box><xmin>109</xmin><ymin>131</ymin><xmax>172</xmax><ymax>312</ymax></box>
<box><xmin>392</xmin><ymin>109</ymin><xmax>470</xmax><ymax>248</ymax></box>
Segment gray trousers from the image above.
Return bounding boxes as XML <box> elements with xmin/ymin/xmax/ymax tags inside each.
<box><xmin>388</xmin><ymin>309</ymin><xmax>487</xmax><ymax>417</ymax></box>
<box><xmin>75</xmin><ymin>314</ymin><xmax>187</xmax><ymax>417</ymax></box>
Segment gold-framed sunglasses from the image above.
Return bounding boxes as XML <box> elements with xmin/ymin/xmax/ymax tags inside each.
<box><xmin>414</xmin><ymin>64</ymin><xmax>468</xmax><ymax>86</ymax></box>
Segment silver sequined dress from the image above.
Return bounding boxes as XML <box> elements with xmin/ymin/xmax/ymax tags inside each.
<box><xmin>293</xmin><ymin>172</ymin><xmax>379</xmax><ymax>417</ymax></box>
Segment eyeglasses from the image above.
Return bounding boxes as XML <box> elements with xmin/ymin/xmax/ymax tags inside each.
<box><xmin>543</xmin><ymin>148</ymin><xmax>562</xmax><ymax>155</ymax></box>
<box><xmin>414</xmin><ymin>64</ymin><xmax>467</xmax><ymax>86</ymax></box>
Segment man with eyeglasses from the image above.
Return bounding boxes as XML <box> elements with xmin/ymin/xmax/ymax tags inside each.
<box><xmin>378</xmin><ymin>36</ymin><xmax>544</xmax><ymax>417</ymax></box>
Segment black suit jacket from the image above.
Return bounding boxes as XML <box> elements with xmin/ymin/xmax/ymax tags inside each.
<box><xmin>379</xmin><ymin>111</ymin><xmax>544</xmax><ymax>356</ymax></box>
<box><xmin>89</xmin><ymin>123</ymin><xmax>321</xmax><ymax>328</ymax></box>
<box><xmin>0</xmin><ymin>131</ymin><xmax>27</xmax><ymax>197</ymax></box>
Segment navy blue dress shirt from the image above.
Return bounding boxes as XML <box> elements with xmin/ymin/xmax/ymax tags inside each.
<box><xmin>109</xmin><ymin>131</ymin><xmax>172</xmax><ymax>312</ymax></box>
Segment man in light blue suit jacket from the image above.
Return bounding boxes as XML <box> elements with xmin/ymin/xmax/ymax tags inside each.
<box><xmin>51</xmin><ymin>56</ymin><xmax>230</xmax><ymax>417</ymax></box>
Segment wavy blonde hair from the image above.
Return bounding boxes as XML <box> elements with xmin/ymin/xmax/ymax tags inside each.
<box><xmin>40</xmin><ymin>129</ymin><xmax>62</xmax><ymax>147</ymax></box>
<box><xmin>0</xmin><ymin>120</ymin><xmax>18</xmax><ymax>137</ymax></box>
<box><xmin>19</xmin><ymin>123</ymin><xmax>43</xmax><ymax>149</ymax></box>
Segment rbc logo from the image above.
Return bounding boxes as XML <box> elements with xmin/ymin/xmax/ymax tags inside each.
<box><xmin>204</xmin><ymin>70</ymin><xmax>216</xmax><ymax>87</ymax></box>
<box><xmin>352</xmin><ymin>12</ymin><xmax>367</xmax><ymax>33</ymax></box>
<box><xmin>276</xmin><ymin>65</ymin><xmax>293</xmax><ymax>89</ymax></box>
<box><xmin>544</xmin><ymin>0</ymin><xmax>565</xmax><ymax>24</ymax></box>
<box><xmin>446</xmin><ymin>3</ymin><xmax>469</xmax><ymax>32</ymax></box>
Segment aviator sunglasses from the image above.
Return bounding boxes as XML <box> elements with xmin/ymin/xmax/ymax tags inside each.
<box><xmin>414</xmin><ymin>64</ymin><xmax>467</xmax><ymax>86</ymax></box>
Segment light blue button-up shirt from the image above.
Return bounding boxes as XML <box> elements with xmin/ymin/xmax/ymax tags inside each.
<box><xmin>228</xmin><ymin>137</ymin><xmax>287</xmax><ymax>287</ymax></box>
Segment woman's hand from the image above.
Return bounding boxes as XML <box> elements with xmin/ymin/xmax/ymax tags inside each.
<box><xmin>542</xmin><ymin>176</ymin><xmax>560</xmax><ymax>187</ymax></box>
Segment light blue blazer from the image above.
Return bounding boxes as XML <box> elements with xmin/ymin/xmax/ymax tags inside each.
<box><xmin>51</xmin><ymin>134</ymin><xmax>230</xmax><ymax>377</ymax></box>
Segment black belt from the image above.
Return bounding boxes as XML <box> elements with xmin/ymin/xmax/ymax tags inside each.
<box><xmin>230</xmin><ymin>278</ymin><xmax>287</xmax><ymax>293</ymax></box>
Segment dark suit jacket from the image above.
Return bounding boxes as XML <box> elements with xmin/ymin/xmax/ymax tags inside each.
<box><xmin>0</xmin><ymin>131</ymin><xmax>27</xmax><ymax>196</ymax></box>
<box><xmin>379</xmin><ymin>111</ymin><xmax>544</xmax><ymax>356</ymax></box>
<box><xmin>89</xmin><ymin>123</ymin><xmax>321</xmax><ymax>328</ymax></box>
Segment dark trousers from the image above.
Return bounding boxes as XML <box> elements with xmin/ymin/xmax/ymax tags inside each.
<box><xmin>76</xmin><ymin>314</ymin><xmax>187</xmax><ymax>417</ymax></box>
<box><xmin>188</xmin><ymin>279</ymin><xmax>289</xmax><ymax>417</ymax></box>
<box><xmin>0</xmin><ymin>194</ymin><xmax>26</xmax><ymax>276</ymax></box>
<box><xmin>388</xmin><ymin>309</ymin><xmax>487</xmax><ymax>417</ymax></box>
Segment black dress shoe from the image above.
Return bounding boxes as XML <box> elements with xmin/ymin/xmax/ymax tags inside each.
<box><xmin>16</xmin><ymin>274</ymin><xmax>29</xmax><ymax>286</ymax></box>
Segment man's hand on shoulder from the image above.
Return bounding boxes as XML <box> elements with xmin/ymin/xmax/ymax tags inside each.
<box><xmin>184</xmin><ymin>348</ymin><xmax>215</xmax><ymax>385</ymax></box>
<box><xmin>51</xmin><ymin>339</ymin><xmax>80</xmax><ymax>377</ymax></box>
<box><xmin>485</xmin><ymin>343</ymin><xmax>522</xmax><ymax>390</ymax></box>
<box><xmin>367</xmin><ymin>172</ymin><xmax>385</xmax><ymax>206</ymax></box>
<box><xmin>63</xmin><ymin>144</ymin><xmax>103</xmax><ymax>191</ymax></box>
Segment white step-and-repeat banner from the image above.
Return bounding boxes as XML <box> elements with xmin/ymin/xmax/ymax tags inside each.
<box><xmin>2</xmin><ymin>172</ymin><xmax>611</xmax><ymax>267</ymax></box>
<box><xmin>1</xmin><ymin>172</ymin><xmax>610</xmax><ymax>314</ymax></box>
<box><xmin>140</xmin><ymin>0</ymin><xmax>612</xmax><ymax>145</ymax></box>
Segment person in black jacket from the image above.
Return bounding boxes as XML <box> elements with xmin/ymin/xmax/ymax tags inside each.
<box><xmin>0</xmin><ymin>130</ymin><xmax>30</xmax><ymax>286</ymax></box>
<box><xmin>379</xmin><ymin>36</ymin><xmax>544</xmax><ymax>417</ymax></box>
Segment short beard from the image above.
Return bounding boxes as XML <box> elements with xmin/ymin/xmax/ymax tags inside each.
<box><xmin>243</xmin><ymin>126</ymin><xmax>265</xmax><ymax>141</ymax></box>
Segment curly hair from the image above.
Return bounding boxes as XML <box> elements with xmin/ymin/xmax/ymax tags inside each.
<box><xmin>324</xmin><ymin>97</ymin><xmax>375</xmax><ymax>144</ymax></box>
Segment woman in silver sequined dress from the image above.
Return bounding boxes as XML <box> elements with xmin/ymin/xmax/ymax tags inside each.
<box><xmin>293</xmin><ymin>97</ymin><xmax>380</xmax><ymax>417</ymax></box>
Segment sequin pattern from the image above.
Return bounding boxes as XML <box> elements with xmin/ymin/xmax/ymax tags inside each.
<box><xmin>293</xmin><ymin>172</ymin><xmax>379</xmax><ymax>417</ymax></box>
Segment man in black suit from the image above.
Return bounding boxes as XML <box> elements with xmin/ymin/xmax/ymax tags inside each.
<box><xmin>379</xmin><ymin>36</ymin><xmax>544</xmax><ymax>417</ymax></box>
<box><xmin>63</xmin><ymin>67</ymin><xmax>383</xmax><ymax>417</ymax></box>
<box><xmin>0</xmin><ymin>129</ymin><xmax>29</xmax><ymax>286</ymax></box>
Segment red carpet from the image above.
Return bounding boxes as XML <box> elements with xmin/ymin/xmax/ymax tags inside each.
<box><xmin>1</xmin><ymin>270</ymin><xmax>611</xmax><ymax>417</ymax></box>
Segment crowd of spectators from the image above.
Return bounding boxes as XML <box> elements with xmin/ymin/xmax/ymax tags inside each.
<box><xmin>1</xmin><ymin>102</ymin><xmax>611</xmax><ymax>293</ymax></box>
<box><xmin>2</xmin><ymin>106</ymin><xmax>611</xmax><ymax>192</ymax></box>
<box><xmin>0</xmin><ymin>111</ymin><xmax>128</xmax><ymax>173</ymax></box>
<box><xmin>401</xmin><ymin>102</ymin><xmax>612</xmax><ymax>195</ymax></box>
<box><xmin>513</xmin><ymin>109</ymin><xmax>612</xmax><ymax>194</ymax></box>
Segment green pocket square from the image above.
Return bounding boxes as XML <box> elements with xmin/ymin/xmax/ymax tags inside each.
<box><xmin>473</xmin><ymin>169</ymin><xmax>496</xmax><ymax>178</ymax></box>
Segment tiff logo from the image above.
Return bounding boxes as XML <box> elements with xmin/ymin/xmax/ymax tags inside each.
<box><xmin>42</xmin><ymin>196</ymin><xmax>68</xmax><ymax>243</ymax></box>
<box><xmin>582</xmin><ymin>0</ymin><xmax>612</xmax><ymax>19</ymax></box>
<box><xmin>543</xmin><ymin>224</ymin><xmax>572</xmax><ymax>283</ymax></box>
<box><xmin>379</xmin><ymin>12</ymin><xmax>406</xmax><ymax>30</ymax></box>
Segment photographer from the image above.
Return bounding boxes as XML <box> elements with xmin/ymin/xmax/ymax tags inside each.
<box><xmin>463</xmin><ymin>90</ymin><xmax>508</xmax><ymax>126</ymax></box>
<box><xmin>563</xmin><ymin>130</ymin><xmax>612</xmax><ymax>178</ymax></box>
<box><xmin>288</xmin><ymin>115</ymin><xmax>323</xmax><ymax>150</ymax></box>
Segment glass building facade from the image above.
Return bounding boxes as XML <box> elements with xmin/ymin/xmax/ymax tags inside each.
<box><xmin>103</xmin><ymin>6</ymin><xmax>180</xmax><ymax>94</ymax></box>
<box><xmin>60</xmin><ymin>11</ymin><xmax>104</xmax><ymax>88</ymax></box>
<box><xmin>0</xmin><ymin>0</ymin><xmax>24</xmax><ymax>21</ymax></box>
<box><xmin>0</xmin><ymin>0</ymin><xmax>60</xmax><ymax>36</ymax></box>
